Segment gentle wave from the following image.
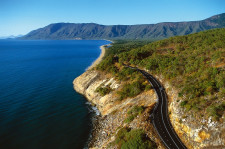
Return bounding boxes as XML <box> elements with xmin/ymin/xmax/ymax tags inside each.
<box><xmin>85</xmin><ymin>102</ymin><xmax>100</xmax><ymax>116</ymax></box>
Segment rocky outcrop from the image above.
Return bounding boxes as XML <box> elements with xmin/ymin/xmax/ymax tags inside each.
<box><xmin>73</xmin><ymin>70</ymin><xmax>120</xmax><ymax>115</ymax></box>
<box><xmin>73</xmin><ymin>70</ymin><xmax>163</xmax><ymax>148</ymax></box>
<box><xmin>73</xmin><ymin>70</ymin><xmax>156</xmax><ymax>116</ymax></box>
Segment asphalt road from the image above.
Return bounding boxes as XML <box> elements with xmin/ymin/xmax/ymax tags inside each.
<box><xmin>126</xmin><ymin>65</ymin><xmax>187</xmax><ymax>149</ymax></box>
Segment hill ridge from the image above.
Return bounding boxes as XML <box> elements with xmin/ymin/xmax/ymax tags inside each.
<box><xmin>21</xmin><ymin>13</ymin><xmax>225</xmax><ymax>40</ymax></box>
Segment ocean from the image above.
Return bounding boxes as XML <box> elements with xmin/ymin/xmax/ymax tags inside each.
<box><xmin>0</xmin><ymin>40</ymin><xmax>110</xmax><ymax>149</ymax></box>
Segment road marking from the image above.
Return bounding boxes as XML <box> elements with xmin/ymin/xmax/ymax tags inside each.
<box><xmin>148</xmin><ymin>72</ymin><xmax>186</xmax><ymax>149</ymax></box>
<box><xmin>125</xmin><ymin>65</ymin><xmax>187</xmax><ymax>149</ymax></box>
<box><xmin>142</xmin><ymin>71</ymin><xmax>183</xmax><ymax>148</ymax></box>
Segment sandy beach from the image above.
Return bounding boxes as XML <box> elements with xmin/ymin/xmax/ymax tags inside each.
<box><xmin>87</xmin><ymin>44</ymin><xmax>110</xmax><ymax>70</ymax></box>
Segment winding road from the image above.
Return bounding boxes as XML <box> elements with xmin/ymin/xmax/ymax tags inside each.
<box><xmin>126</xmin><ymin>65</ymin><xmax>187</xmax><ymax>149</ymax></box>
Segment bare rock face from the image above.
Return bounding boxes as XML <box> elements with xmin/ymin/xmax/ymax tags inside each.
<box><xmin>73</xmin><ymin>70</ymin><xmax>100</xmax><ymax>95</ymax></box>
<box><xmin>73</xmin><ymin>70</ymin><xmax>120</xmax><ymax>115</ymax></box>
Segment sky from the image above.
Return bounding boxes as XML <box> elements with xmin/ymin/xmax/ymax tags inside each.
<box><xmin>0</xmin><ymin>0</ymin><xmax>224</xmax><ymax>36</ymax></box>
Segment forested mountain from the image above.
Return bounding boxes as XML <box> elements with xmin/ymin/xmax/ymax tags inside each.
<box><xmin>21</xmin><ymin>13</ymin><xmax>225</xmax><ymax>40</ymax></box>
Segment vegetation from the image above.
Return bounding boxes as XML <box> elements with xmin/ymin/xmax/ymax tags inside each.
<box><xmin>118</xmin><ymin>81</ymin><xmax>144</xmax><ymax>100</ymax></box>
<box><xmin>113</xmin><ymin>127</ymin><xmax>157</xmax><ymax>149</ymax></box>
<box><xmin>95</xmin><ymin>85</ymin><xmax>112</xmax><ymax>96</ymax></box>
<box><xmin>97</xmin><ymin>28</ymin><xmax>225</xmax><ymax>121</ymax></box>
<box><xmin>207</xmin><ymin>101</ymin><xmax>225</xmax><ymax>121</ymax></box>
<box><xmin>104</xmin><ymin>40</ymin><xmax>152</xmax><ymax>57</ymax></box>
<box><xmin>124</xmin><ymin>106</ymin><xmax>144</xmax><ymax>123</ymax></box>
<box><xmin>97</xmin><ymin>41</ymin><xmax>153</xmax><ymax>100</ymax></box>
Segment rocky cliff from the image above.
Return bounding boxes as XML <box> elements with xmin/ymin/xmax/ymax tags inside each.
<box><xmin>73</xmin><ymin>70</ymin><xmax>165</xmax><ymax>148</ymax></box>
<box><xmin>73</xmin><ymin>69</ymin><xmax>225</xmax><ymax>148</ymax></box>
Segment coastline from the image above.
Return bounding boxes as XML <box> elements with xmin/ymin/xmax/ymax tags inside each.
<box><xmin>72</xmin><ymin>41</ymin><xmax>160</xmax><ymax>148</ymax></box>
<box><xmin>74</xmin><ymin>42</ymin><xmax>111</xmax><ymax>148</ymax></box>
<box><xmin>72</xmin><ymin>39</ymin><xmax>164</xmax><ymax>148</ymax></box>
<box><xmin>86</xmin><ymin>44</ymin><xmax>110</xmax><ymax>70</ymax></box>
<box><xmin>73</xmin><ymin>68</ymin><xmax>159</xmax><ymax>148</ymax></box>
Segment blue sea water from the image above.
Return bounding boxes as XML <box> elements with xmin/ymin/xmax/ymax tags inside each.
<box><xmin>0</xmin><ymin>40</ymin><xmax>110</xmax><ymax>149</ymax></box>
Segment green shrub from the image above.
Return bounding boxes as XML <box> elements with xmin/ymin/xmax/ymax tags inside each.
<box><xmin>124</xmin><ymin>115</ymin><xmax>135</xmax><ymax>123</ymax></box>
<box><xmin>145</xmin><ymin>84</ymin><xmax>152</xmax><ymax>91</ymax></box>
<box><xmin>124</xmin><ymin>106</ymin><xmax>144</xmax><ymax>123</ymax></box>
<box><xmin>180</xmin><ymin>100</ymin><xmax>188</xmax><ymax>107</ymax></box>
<box><xmin>118</xmin><ymin>81</ymin><xmax>145</xmax><ymax>100</ymax></box>
<box><xmin>114</xmin><ymin>127</ymin><xmax>157</xmax><ymax>149</ymax></box>
<box><xmin>95</xmin><ymin>85</ymin><xmax>112</xmax><ymax>96</ymax></box>
<box><xmin>128</xmin><ymin>105</ymin><xmax>144</xmax><ymax>115</ymax></box>
<box><xmin>207</xmin><ymin>102</ymin><xmax>225</xmax><ymax>120</ymax></box>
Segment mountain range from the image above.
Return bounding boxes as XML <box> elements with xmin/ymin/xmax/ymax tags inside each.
<box><xmin>21</xmin><ymin>13</ymin><xmax>225</xmax><ymax>40</ymax></box>
<box><xmin>0</xmin><ymin>35</ymin><xmax>23</xmax><ymax>39</ymax></box>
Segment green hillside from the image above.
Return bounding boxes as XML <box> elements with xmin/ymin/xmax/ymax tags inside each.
<box><xmin>97</xmin><ymin>28</ymin><xmax>225</xmax><ymax>121</ymax></box>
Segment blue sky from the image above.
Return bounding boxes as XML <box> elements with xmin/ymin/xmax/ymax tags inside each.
<box><xmin>0</xmin><ymin>0</ymin><xmax>224</xmax><ymax>36</ymax></box>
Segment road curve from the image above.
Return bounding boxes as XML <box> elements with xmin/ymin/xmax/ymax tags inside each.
<box><xmin>126</xmin><ymin>65</ymin><xmax>187</xmax><ymax>149</ymax></box>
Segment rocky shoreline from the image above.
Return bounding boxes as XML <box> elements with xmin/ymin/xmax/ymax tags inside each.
<box><xmin>72</xmin><ymin>44</ymin><xmax>163</xmax><ymax>148</ymax></box>
<box><xmin>88</xmin><ymin>114</ymin><xmax>102</xmax><ymax>148</ymax></box>
<box><xmin>73</xmin><ymin>69</ymin><xmax>162</xmax><ymax>148</ymax></box>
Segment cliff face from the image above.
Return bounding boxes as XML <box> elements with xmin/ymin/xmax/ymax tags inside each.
<box><xmin>73</xmin><ymin>70</ymin><xmax>120</xmax><ymax>115</ymax></box>
<box><xmin>73</xmin><ymin>69</ymin><xmax>225</xmax><ymax>149</ymax></box>
<box><xmin>73</xmin><ymin>70</ymin><xmax>164</xmax><ymax>148</ymax></box>
<box><xmin>155</xmin><ymin>75</ymin><xmax>225</xmax><ymax>149</ymax></box>
<box><xmin>73</xmin><ymin>70</ymin><xmax>157</xmax><ymax>116</ymax></box>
